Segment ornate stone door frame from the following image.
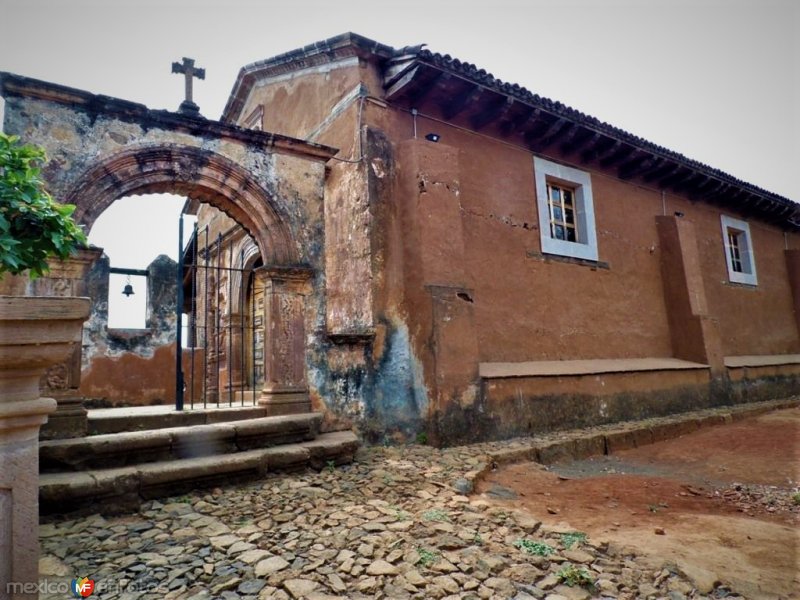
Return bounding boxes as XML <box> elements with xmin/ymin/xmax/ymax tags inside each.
<box><xmin>256</xmin><ymin>266</ymin><xmax>313</xmax><ymax>415</ymax></box>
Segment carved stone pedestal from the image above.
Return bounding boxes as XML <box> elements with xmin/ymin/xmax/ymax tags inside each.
<box><xmin>0</xmin><ymin>296</ymin><xmax>90</xmax><ymax>600</ymax></box>
<box><xmin>32</xmin><ymin>248</ymin><xmax>101</xmax><ymax>440</ymax></box>
<box><xmin>257</xmin><ymin>267</ymin><xmax>312</xmax><ymax>415</ymax></box>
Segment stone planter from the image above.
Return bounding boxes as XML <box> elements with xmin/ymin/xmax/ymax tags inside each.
<box><xmin>0</xmin><ymin>295</ymin><xmax>90</xmax><ymax>599</ymax></box>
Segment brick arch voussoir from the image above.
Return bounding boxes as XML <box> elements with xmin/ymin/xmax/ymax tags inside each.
<box><xmin>64</xmin><ymin>144</ymin><xmax>298</xmax><ymax>265</ymax></box>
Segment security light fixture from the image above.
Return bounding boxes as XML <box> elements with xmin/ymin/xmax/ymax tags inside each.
<box><xmin>425</xmin><ymin>133</ymin><xmax>440</xmax><ymax>143</ymax></box>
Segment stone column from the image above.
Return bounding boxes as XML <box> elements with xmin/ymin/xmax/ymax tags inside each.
<box><xmin>33</xmin><ymin>248</ymin><xmax>102</xmax><ymax>440</ymax></box>
<box><xmin>0</xmin><ymin>296</ymin><xmax>90</xmax><ymax>600</ymax></box>
<box><xmin>258</xmin><ymin>266</ymin><xmax>312</xmax><ymax>416</ymax></box>
<box><xmin>656</xmin><ymin>216</ymin><xmax>724</xmax><ymax>373</ymax></box>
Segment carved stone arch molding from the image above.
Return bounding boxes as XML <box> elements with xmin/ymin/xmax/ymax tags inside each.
<box><xmin>227</xmin><ymin>236</ymin><xmax>263</xmax><ymax>317</ymax></box>
<box><xmin>64</xmin><ymin>143</ymin><xmax>313</xmax><ymax>415</ymax></box>
<box><xmin>64</xmin><ymin>143</ymin><xmax>298</xmax><ymax>265</ymax></box>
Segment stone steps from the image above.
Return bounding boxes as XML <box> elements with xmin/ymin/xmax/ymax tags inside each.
<box><xmin>39</xmin><ymin>430</ymin><xmax>359</xmax><ymax>515</ymax></box>
<box><xmin>40</xmin><ymin>413</ymin><xmax>324</xmax><ymax>472</ymax></box>
<box><xmin>87</xmin><ymin>404</ymin><xmax>268</xmax><ymax>435</ymax></box>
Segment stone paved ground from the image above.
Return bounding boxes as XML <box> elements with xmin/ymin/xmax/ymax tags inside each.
<box><xmin>40</xmin><ymin>400</ymin><xmax>796</xmax><ymax>600</ymax></box>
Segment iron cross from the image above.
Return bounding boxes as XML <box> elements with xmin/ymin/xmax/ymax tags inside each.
<box><xmin>172</xmin><ymin>57</ymin><xmax>205</xmax><ymax>114</ymax></box>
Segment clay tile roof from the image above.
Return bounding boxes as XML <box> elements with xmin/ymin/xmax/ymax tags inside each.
<box><xmin>223</xmin><ymin>34</ymin><xmax>798</xmax><ymax>228</ymax></box>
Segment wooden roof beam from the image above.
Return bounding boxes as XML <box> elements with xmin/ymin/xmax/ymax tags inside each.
<box><xmin>619</xmin><ymin>155</ymin><xmax>664</xmax><ymax>180</ymax></box>
<box><xmin>443</xmin><ymin>83</ymin><xmax>484</xmax><ymax>120</ymax></box>
<box><xmin>689</xmin><ymin>178</ymin><xmax>725</xmax><ymax>201</ymax></box>
<box><xmin>581</xmin><ymin>136</ymin><xmax>616</xmax><ymax>162</ymax></box>
<box><xmin>471</xmin><ymin>96</ymin><xmax>515</xmax><ymax>131</ymax></box>
<box><xmin>657</xmin><ymin>167</ymin><xmax>694</xmax><ymax>188</ymax></box>
<box><xmin>599</xmin><ymin>144</ymin><xmax>635</xmax><ymax>168</ymax></box>
<box><xmin>526</xmin><ymin>119</ymin><xmax>573</xmax><ymax>151</ymax></box>
<box><xmin>561</xmin><ymin>129</ymin><xmax>599</xmax><ymax>155</ymax></box>
<box><xmin>407</xmin><ymin>71</ymin><xmax>451</xmax><ymax>107</ymax></box>
<box><xmin>385</xmin><ymin>66</ymin><xmax>420</xmax><ymax>100</ymax></box>
<box><xmin>499</xmin><ymin>106</ymin><xmax>541</xmax><ymax>136</ymax></box>
<box><xmin>672</xmin><ymin>172</ymin><xmax>708</xmax><ymax>195</ymax></box>
<box><xmin>643</xmin><ymin>161</ymin><xmax>679</xmax><ymax>183</ymax></box>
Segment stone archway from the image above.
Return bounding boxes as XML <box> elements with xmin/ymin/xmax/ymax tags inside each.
<box><xmin>1</xmin><ymin>72</ymin><xmax>335</xmax><ymax>417</ymax></box>
<box><xmin>65</xmin><ymin>143</ymin><xmax>298</xmax><ymax>265</ymax></box>
<box><xmin>63</xmin><ymin>144</ymin><xmax>316</xmax><ymax>414</ymax></box>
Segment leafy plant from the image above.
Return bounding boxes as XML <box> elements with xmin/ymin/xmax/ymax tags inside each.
<box><xmin>561</xmin><ymin>531</ymin><xmax>587</xmax><ymax>549</ymax></box>
<box><xmin>0</xmin><ymin>133</ymin><xmax>87</xmax><ymax>278</ymax></box>
<box><xmin>514</xmin><ymin>538</ymin><xmax>554</xmax><ymax>556</ymax></box>
<box><xmin>792</xmin><ymin>492</ymin><xmax>800</xmax><ymax>506</ymax></box>
<box><xmin>557</xmin><ymin>564</ymin><xmax>595</xmax><ymax>588</ymax></box>
<box><xmin>325</xmin><ymin>459</ymin><xmax>336</xmax><ymax>473</ymax></box>
<box><xmin>415</xmin><ymin>431</ymin><xmax>428</xmax><ymax>445</ymax></box>
<box><xmin>416</xmin><ymin>547</ymin><xmax>439</xmax><ymax>568</ymax></box>
<box><xmin>422</xmin><ymin>508</ymin><xmax>450</xmax><ymax>522</ymax></box>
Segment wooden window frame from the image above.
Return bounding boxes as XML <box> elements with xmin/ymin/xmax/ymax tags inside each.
<box><xmin>534</xmin><ymin>156</ymin><xmax>598</xmax><ymax>261</ymax></box>
<box><xmin>721</xmin><ymin>214</ymin><xmax>757</xmax><ymax>286</ymax></box>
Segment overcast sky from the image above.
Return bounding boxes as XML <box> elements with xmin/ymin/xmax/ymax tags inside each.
<box><xmin>1</xmin><ymin>0</ymin><xmax>797</xmax><ymax>280</ymax></box>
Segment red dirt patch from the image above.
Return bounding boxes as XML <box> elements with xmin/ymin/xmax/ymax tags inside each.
<box><xmin>477</xmin><ymin>407</ymin><xmax>800</xmax><ymax>599</ymax></box>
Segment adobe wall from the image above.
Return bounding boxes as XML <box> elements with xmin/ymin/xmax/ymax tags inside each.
<box><xmin>241</xmin><ymin>59</ymin><xmax>800</xmax><ymax>443</ymax></box>
<box><xmin>360</xmin><ymin>96</ymin><xmax>800</xmax><ymax>443</ymax></box>
<box><xmin>368</xmin><ymin>102</ymin><xmax>800</xmax><ymax>361</ymax></box>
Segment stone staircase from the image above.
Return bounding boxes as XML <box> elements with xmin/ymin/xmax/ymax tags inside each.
<box><xmin>39</xmin><ymin>407</ymin><xmax>359</xmax><ymax>514</ymax></box>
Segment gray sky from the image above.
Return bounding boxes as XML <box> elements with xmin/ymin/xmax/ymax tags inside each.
<box><xmin>1</xmin><ymin>0</ymin><xmax>796</xmax><ymax>197</ymax></box>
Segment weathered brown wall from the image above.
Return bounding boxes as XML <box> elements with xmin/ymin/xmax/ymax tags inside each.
<box><xmin>367</xmin><ymin>99</ymin><xmax>800</xmax><ymax>360</ymax></box>
<box><xmin>695</xmin><ymin>210</ymin><xmax>799</xmax><ymax>355</ymax></box>
<box><xmin>80</xmin><ymin>343</ymin><xmax>203</xmax><ymax>406</ymax></box>
<box><xmin>240</xmin><ymin>56</ymin><xmax>800</xmax><ymax>444</ymax></box>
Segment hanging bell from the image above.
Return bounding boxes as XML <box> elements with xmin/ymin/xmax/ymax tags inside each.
<box><xmin>122</xmin><ymin>273</ymin><xmax>135</xmax><ymax>297</ymax></box>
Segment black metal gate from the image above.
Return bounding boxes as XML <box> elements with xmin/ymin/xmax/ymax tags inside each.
<box><xmin>175</xmin><ymin>214</ymin><xmax>264</xmax><ymax>410</ymax></box>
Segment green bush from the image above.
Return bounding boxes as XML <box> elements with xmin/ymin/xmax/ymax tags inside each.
<box><xmin>0</xmin><ymin>132</ymin><xmax>87</xmax><ymax>278</ymax></box>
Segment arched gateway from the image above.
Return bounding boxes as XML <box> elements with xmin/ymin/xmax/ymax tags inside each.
<box><xmin>0</xmin><ymin>72</ymin><xmax>337</xmax><ymax>416</ymax></box>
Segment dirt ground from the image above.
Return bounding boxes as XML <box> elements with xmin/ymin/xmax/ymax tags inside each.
<box><xmin>477</xmin><ymin>407</ymin><xmax>800</xmax><ymax>600</ymax></box>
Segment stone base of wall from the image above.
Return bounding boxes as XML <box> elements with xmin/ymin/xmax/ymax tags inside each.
<box><xmin>436</xmin><ymin>364</ymin><xmax>800</xmax><ymax>446</ymax></box>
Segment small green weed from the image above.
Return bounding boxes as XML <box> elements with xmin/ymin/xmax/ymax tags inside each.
<box><xmin>792</xmin><ymin>492</ymin><xmax>800</xmax><ymax>505</ymax></box>
<box><xmin>325</xmin><ymin>460</ymin><xmax>336</xmax><ymax>473</ymax></box>
<box><xmin>514</xmin><ymin>538</ymin><xmax>554</xmax><ymax>556</ymax></box>
<box><xmin>561</xmin><ymin>531</ymin><xmax>587</xmax><ymax>549</ymax></box>
<box><xmin>394</xmin><ymin>508</ymin><xmax>410</xmax><ymax>521</ymax></box>
<box><xmin>174</xmin><ymin>495</ymin><xmax>192</xmax><ymax>504</ymax></box>
<box><xmin>422</xmin><ymin>508</ymin><xmax>450</xmax><ymax>522</ymax></box>
<box><xmin>473</xmin><ymin>533</ymin><xmax>484</xmax><ymax>545</ymax></box>
<box><xmin>557</xmin><ymin>564</ymin><xmax>595</xmax><ymax>588</ymax></box>
<box><xmin>416</xmin><ymin>431</ymin><xmax>428</xmax><ymax>445</ymax></box>
<box><xmin>416</xmin><ymin>547</ymin><xmax>439</xmax><ymax>567</ymax></box>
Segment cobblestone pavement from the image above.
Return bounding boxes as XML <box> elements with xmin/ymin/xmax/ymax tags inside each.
<box><xmin>40</xmin><ymin>401</ymin><xmax>794</xmax><ymax>600</ymax></box>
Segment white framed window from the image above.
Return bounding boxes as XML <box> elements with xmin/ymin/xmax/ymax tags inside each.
<box><xmin>533</xmin><ymin>156</ymin><xmax>598</xmax><ymax>261</ymax></box>
<box><xmin>720</xmin><ymin>214</ymin><xmax>757</xmax><ymax>286</ymax></box>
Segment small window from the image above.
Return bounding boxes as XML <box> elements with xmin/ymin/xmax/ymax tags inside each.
<box><xmin>721</xmin><ymin>215</ymin><xmax>757</xmax><ymax>286</ymax></box>
<box><xmin>534</xmin><ymin>157</ymin><xmax>598</xmax><ymax>261</ymax></box>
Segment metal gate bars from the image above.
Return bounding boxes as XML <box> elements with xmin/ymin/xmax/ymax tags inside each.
<box><xmin>175</xmin><ymin>215</ymin><xmax>264</xmax><ymax>410</ymax></box>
